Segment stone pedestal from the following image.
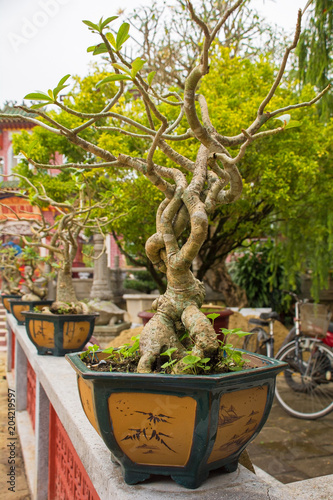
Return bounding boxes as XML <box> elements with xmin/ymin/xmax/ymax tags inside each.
<box><xmin>89</xmin><ymin>234</ymin><xmax>113</xmax><ymax>301</ymax></box>
<box><xmin>123</xmin><ymin>294</ymin><xmax>159</xmax><ymax>324</ymax></box>
<box><xmin>109</xmin><ymin>255</ymin><xmax>124</xmax><ymax>305</ymax></box>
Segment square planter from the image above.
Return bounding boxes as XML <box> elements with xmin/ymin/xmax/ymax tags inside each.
<box><xmin>66</xmin><ymin>350</ymin><xmax>286</xmax><ymax>489</ymax></box>
<box><xmin>22</xmin><ymin>311</ymin><xmax>97</xmax><ymax>356</ymax></box>
<box><xmin>9</xmin><ymin>299</ymin><xmax>54</xmax><ymax>325</ymax></box>
<box><xmin>1</xmin><ymin>293</ymin><xmax>22</xmax><ymax>313</ymax></box>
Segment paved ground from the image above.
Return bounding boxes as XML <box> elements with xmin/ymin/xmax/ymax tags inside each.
<box><xmin>248</xmin><ymin>397</ymin><xmax>333</xmax><ymax>484</ymax></box>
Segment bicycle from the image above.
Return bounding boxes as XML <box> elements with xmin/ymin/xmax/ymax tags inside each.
<box><xmin>243</xmin><ymin>294</ymin><xmax>333</xmax><ymax>420</ymax></box>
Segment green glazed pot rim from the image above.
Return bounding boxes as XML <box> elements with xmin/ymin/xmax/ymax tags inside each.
<box><xmin>66</xmin><ymin>348</ymin><xmax>287</xmax><ymax>385</ymax></box>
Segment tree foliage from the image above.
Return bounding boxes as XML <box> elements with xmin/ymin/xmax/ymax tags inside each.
<box><xmin>296</xmin><ymin>0</ymin><xmax>333</xmax><ymax>119</ymax></box>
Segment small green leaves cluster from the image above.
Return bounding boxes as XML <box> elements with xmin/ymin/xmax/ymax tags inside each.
<box><xmin>83</xmin><ymin>16</ymin><xmax>156</xmax><ymax>88</ymax></box>
<box><xmin>160</xmin><ymin>347</ymin><xmax>178</xmax><ymax>371</ymax></box>
<box><xmin>218</xmin><ymin>328</ymin><xmax>253</xmax><ymax>372</ymax></box>
<box><xmin>24</xmin><ymin>74</ymin><xmax>71</xmax><ymax>109</ymax></box>
<box><xmin>80</xmin><ymin>344</ymin><xmax>100</xmax><ymax>362</ymax></box>
<box><xmin>159</xmin><ymin>328</ymin><xmax>253</xmax><ymax>375</ymax></box>
<box><xmin>181</xmin><ymin>354</ymin><xmax>211</xmax><ymax>374</ymax></box>
<box><xmin>102</xmin><ymin>335</ymin><xmax>140</xmax><ymax>369</ymax></box>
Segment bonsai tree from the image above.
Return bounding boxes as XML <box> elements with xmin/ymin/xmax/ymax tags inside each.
<box><xmin>0</xmin><ymin>245</ymin><xmax>22</xmax><ymax>295</ymax></box>
<box><xmin>19</xmin><ymin>245</ymin><xmax>50</xmax><ymax>301</ymax></box>
<box><xmin>1</xmin><ymin>174</ymin><xmax>109</xmax><ymax>314</ymax></box>
<box><xmin>0</xmin><ymin>1</ymin><xmax>329</xmax><ymax>370</ymax></box>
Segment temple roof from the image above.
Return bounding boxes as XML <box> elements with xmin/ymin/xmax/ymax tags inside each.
<box><xmin>0</xmin><ymin>104</ymin><xmax>36</xmax><ymax>130</ymax></box>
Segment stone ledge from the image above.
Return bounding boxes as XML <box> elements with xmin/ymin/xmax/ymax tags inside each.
<box><xmin>6</xmin><ymin>314</ymin><xmax>297</xmax><ymax>500</ymax></box>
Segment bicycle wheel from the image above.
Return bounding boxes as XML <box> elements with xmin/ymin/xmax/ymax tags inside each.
<box><xmin>275</xmin><ymin>338</ymin><xmax>333</xmax><ymax>419</ymax></box>
<box><xmin>243</xmin><ymin>328</ymin><xmax>268</xmax><ymax>356</ymax></box>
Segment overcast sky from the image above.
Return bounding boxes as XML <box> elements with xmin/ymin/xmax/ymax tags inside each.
<box><xmin>0</xmin><ymin>0</ymin><xmax>308</xmax><ymax>106</ymax></box>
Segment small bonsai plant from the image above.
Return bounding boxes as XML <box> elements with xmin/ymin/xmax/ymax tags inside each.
<box><xmin>0</xmin><ymin>2</ymin><xmax>328</xmax><ymax>365</ymax></box>
<box><xmin>19</xmin><ymin>245</ymin><xmax>50</xmax><ymax>301</ymax></box>
<box><xmin>3</xmin><ymin>174</ymin><xmax>109</xmax><ymax>315</ymax></box>
<box><xmin>0</xmin><ymin>245</ymin><xmax>22</xmax><ymax>296</ymax></box>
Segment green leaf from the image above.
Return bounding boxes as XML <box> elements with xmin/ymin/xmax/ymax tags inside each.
<box><xmin>100</xmin><ymin>16</ymin><xmax>118</xmax><ymax>30</ymax></box>
<box><xmin>24</xmin><ymin>92</ymin><xmax>52</xmax><ymax>101</ymax></box>
<box><xmin>207</xmin><ymin>313</ymin><xmax>220</xmax><ymax>321</ymax></box>
<box><xmin>93</xmin><ymin>43</ymin><xmax>108</xmax><ymax>55</ymax></box>
<box><xmin>285</xmin><ymin>120</ymin><xmax>301</xmax><ymax>129</ymax></box>
<box><xmin>112</xmin><ymin>63</ymin><xmax>132</xmax><ymax>76</ymax></box>
<box><xmin>47</xmin><ymin>89</ymin><xmax>54</xmax><ymax>100</ymax></box>
<box><xmin>82</xmin><ymin>20</ymin><xmax>99</xmax><ymax>31</ymax></box>
<box><xmin>96</xmin><ymin>74</ymin><xmax>131</xmax><ymax>87</ymax></box>
<box><xmin>30</xmin><ymin>103</ymin><xmax>49</xmax><ymax>109</ymax></box>
<box><xmin>131</xmin><ymin>57</ymin><xmax>146</xmax><ymax>78</ymax></box>
<box><xmin>116</xmin><ymin>23</ymin><xmax>130</xmax><ymax>51</ymax></box>
<box><xmin>147</xmin><ymin>71</ymin><xmax>156</xmax><ymax>87</ymax></box>
<box><xmin>57</xmin><ymin>74</ymin><xmax>71</xmax><ymax>87</ymax></box>
<box><xmin>87</xmin><ymin>45</ymin><xmax>96</xmax><ymax>53</ymax></box>
<box><xmin>182</xmin><ymin>355</ymin><xmax>201</xmax><ymax>365</ymax></box>
<box><xmin>106</xmin><ymin>32</ymin><xmax>116</xmax><ymax>49</ymax></box>
<box><xmin>161</xmin><ymin>347</ymin><xmax>178</xmax><ymax>357</ymax></box>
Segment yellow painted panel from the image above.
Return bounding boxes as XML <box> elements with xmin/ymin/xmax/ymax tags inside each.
<box><xmin>29</xmin><ymin>320</ymin><xmax>55</xmax><ymax>348</ymax></box>
<box><xmin>109</xmin><ymin>392</ymin><xmax>197</xmax><ymax>466</ymax></box>
<box><xmin>208</xmin><ymin>386</ymin><xmax>268</xmax><ymax>463</ymax></box>
<box><xmin>3</xmin><ymin>298</ymin><xmax>11</xmax><ymax>311</ymax></box>
<box><xmin>13</xmin><ymin>304</ymin><xmax>28</xmax><ymax>322</ymax></box>
<box><xmin>63</xmin><ymin>321</ymin><xmax>90</xmax><ymax>348</ymax></box>
<box><xmin>78</xmin><ymin>377</ymin><xmax>100</xmax><ymax>435</ymax></box>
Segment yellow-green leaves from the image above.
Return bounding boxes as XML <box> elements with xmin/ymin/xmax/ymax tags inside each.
<box><xmin>24</xmin><ymin>74</ymin><xmax>71</xmax><ymax>108</ymax></box>
<box><xmin>147</xmin><ymin>71</ymin><xmax>156</xmax><ymax>87</ymax></box>
<box><xmin>96</xmin><ymin>58</ymin><xmax>146</xmax><ymax>88</ymax></box>
<box><xmin>115</xmin><ymin>23</ymin><xmax>130</xmax><ymax>51</ymax></box>
<box><xmin>131</xmin><ymin>57</ymin><xmax>146</xmax><ymax>78</ymax></box>
<box><xmin>96</xmin><ymin>74</ymin><xmax>131</xmax><ymax>87</ymax></box>
<box><xmin>82</xmin><ymin>16</ymin><xmax>118</xmax><ymax>33</ymax></box>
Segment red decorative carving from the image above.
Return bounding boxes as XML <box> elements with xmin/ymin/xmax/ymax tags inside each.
<box><xmin>48</xmin><ymin>404</ymin><xmax>100</xmax><ymax>500</ymax></box>
<box><xmin>27</xmin><ymin>360</ymin><xmax>36</xmax><ymax>431</ymax></box>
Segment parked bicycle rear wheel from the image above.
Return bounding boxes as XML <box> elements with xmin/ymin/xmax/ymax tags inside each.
<box><xmin>243</xmin><ymin>328</ymin><xmax>268</xmax><ymax>356</ymax></box>
<box><xmin>275</xmin><ymin>338</ymin><xmax>333</xmax><ymax>419</ymax></box>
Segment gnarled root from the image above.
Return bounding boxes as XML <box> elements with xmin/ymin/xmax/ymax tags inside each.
<box><xmin>137</xmin><ymin>288</ymin><xmax>219</xmax><ymax>373</ymax></box>
<box><xmin>137</xmin><ymin>313</ymin><xmax>187</xmax><ymax>373</ymax></box>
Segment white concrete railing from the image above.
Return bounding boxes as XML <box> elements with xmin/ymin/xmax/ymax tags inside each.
<box><xmin>6</xmin><ymin>313</ymin><xmax>300</xmax><ymax>500</ymax></box>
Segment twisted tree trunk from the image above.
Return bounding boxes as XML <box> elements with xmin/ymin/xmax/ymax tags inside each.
<box><xmin>138</xmin><ymin>146</ymin><xmax>222</xmax><ymax>372</ymax></box>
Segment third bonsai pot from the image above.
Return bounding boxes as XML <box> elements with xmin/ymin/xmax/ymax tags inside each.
<box><xmin>9</xmin><ymin>298</ymin><xmax>54</xmax><ymax>325</ymax></box>
<box><xmin>22</xmin><ymin>310</ymin><xmax>98</xmax><ymax>356</ymax></box>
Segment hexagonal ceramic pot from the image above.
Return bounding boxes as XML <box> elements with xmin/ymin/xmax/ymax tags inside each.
<box><xmin>9</xmin><ymin>299</ymin><xmax>54</xmax><ymax>325</ymax></box>
<box><xmin>23</xmin><ymin>311</ymin><xmax>97</xmax><ymax>356</ymax></box>
<box><xmin>66</xmin><ymin>350</ymin><xmax>286</xmax><ymax>489</ymax></box>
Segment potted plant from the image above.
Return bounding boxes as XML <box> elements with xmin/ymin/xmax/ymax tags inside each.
<box><xmin>0</xmin><ymin>245</ymin><xmax>23</xmax><ymax>311</ymax></box>
<box><xmin>5</xmin><ymin>175</ymin><xmax>107</xmax><ymax>355</ymax></box>
<box><xmin>1</xmin><ymin>0</ymin><xmax>328</xmax><ymax>488</ymax></box>
<box><xmin>9</xmin><ymin>246</ymin><xmax>54</xmax><ymax>325</ymax></box>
